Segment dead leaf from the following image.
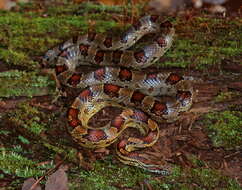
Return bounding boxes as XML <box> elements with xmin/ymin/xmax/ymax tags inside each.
<box><xmin>22</xmin><ymin>178</ymin><xmax>41</xmax><ymax>190</ymax></box>
<box><xmin>45</xmin><ymin>167</ymin><xmax>68</xmax><ymax>190</ymax></box>
<box><xmin>0</xmin><ymin>0</ymin><xmax>29</xmax><ymax>10</ymax></box>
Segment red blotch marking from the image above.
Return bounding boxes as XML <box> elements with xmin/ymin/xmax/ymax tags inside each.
<box><xmin>127</xmin><ymin>152</ymin><xmax>140</xmax><ymax>159</ymax></box>
<box><xmin>142</xmin><ymin>132</ymin><xmax>156</xmax><ymax>143</ymax></box>
<box><xmin>55</xmin><ymin>65</ymin><xmax>67</xmax><ymax>75</ymax></box>
<box><xmin>166</xmin><ymin>73</ymin><xmax>183</xmax><ymax>85</ymax></box>
<box><xmin>119</xmin><ymin>68</ymin><xmax>132</xmax><ymax>81</ymax></box>
<box><xmin>111</xmin><ymin>116</ymin><xmax>124</xmax><ymax>129</ymax></box>
<box><xmin>112</xmin><ymin>50</ymin><xmax>123</xmax><ymax>64</ymax></box>
<box><xmin>68</xmin><ymin>108</ymin><xmax>79</xmax><ymax>119</ymax></box>
<box><xmin>150</xmin><ymin>15</ymin><xmax>159</xmax><ymax>22</ymax></box>
<box><xmin>94</xmin><ymin>50</ymin><xmax>105</xmax><ymax>64</ymax></box>
<box><xmin>87</xmin><ymin>32</ymin><xmax>96</xmax><ymax>42</ymax></box>
<box><xmin>151</xmin><ymin>101</ymin><xmax>167</xmax><ymax>116</ymax></box>
<box><xmin>134</xmin><ymin>50</ymin><xmax>148</xmax><ymax>64</ymax></box>
<box><xmin>67</xmin><ymin>74</ymin><xmax>81</xmax><ymax>86</ymax></box>
<box><xmin>94</xmin><ymin>68</ymin><xmax>105</xmax><ymax>80</ymax></box>
<box><xmin>87</xmin><ymin>129</ymin><xmax>106</xmax><ymax>142</ymax></box>
<box><xmin>131</xmin><ymin>91</ymin><xmax>145</xmax><ymax>104</ymax></box>
<box><xmin>103</xmin><ymin>84</ymin><xmax>120</xmax><ymax>98</ymax></box>
<box><xmin>79</xmin><ymin>89</ymin><xmax>92</xmax><ymax>100</ymax></box>
<box><xmin>69</xmin><ymin>119</ymin><xmax>79</xmax><ymax>128</ymax></box>
<box><xmin>146</xmin><ymin>73</ymin><xmax>157</xmax><ymax>79</ymax></box>
<box><xmin>156</xmin><ymin>37</ymin><xmax>167</xmax><ymax>47</ymax></box>
<box><xmin>103</xmin><ymin>36</ymin><xmax>112</xmax><ymax>48</ymax></box>
<box><xmin>132</xmin><ymin>110</ymin><xmax>148</xmax><ymax>122</ymax></box>
<box><xmin>118</xmin><ymin>139</ymin><xmax>127</xmax><ymax>149</ymax></box>
<box><xmin>177</xmin><ymin>91</ymin><xmax>192</xmax><ymax>103</ymax></box>
<box><xmin>133</xmin><ymin>20</ymin><xmax>142</xmax><ymax>30</ymax></box>
<box><xmin>79</xmin><ymin>44</ymin><xmax>89</xmax><ymax>57</ymax></box>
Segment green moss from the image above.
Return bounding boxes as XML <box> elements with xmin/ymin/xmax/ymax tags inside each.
<box><xmin>68</xmin><ymin>160</ymin><xmax>241</xmax><ymax>190</ymax></box>
<box><xmin>0</xmin><ymin>70</ymin><xmax>55</xmax><ymax>98</ymax></box>
<box><xmin>149</xmin><ymin>167</ymin><xmax>241</xmax><ymax>190</ymax></box>
<box><xmin>215</xmin><ymin>91</ymin><xmax>240</xmax><ymax>102</ymax></box>
<box><xmin>204</xmin><ymin>111</ymin><xmax>242</xmax><ymax>149</ymax></box>
<box><xmin>163</xmin><ymin>16</ymin><xmax>242</xmax><ymax>69</ymax></box>
<box><xmin>69</xmin><ymin>158</ymin><xmax>153</xmax><ymax>190</ymax></box>
<box><xmin>0</xmin><ymin>148</ymin><xmax>53</xmax><ymax>178</ymax></box>
<box><xmin>0</xmin><ymin>49</ymin><xmax>37</xmax><ymax>68</ymax></box>
<box><xmin>8</xmin><ymin>102</ymin><xmax>47</xmax><ymax>135</ymax></box>
<box><xmin>43</xmin><ymin>143</ymin><xmax>78</xmax><ymax>163</ymax></box>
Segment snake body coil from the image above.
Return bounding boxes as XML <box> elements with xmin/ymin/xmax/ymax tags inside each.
<box><xmin>43</xmin><ymin>15</ymin><xmax>194</xmax><ymax>174</ymax></box>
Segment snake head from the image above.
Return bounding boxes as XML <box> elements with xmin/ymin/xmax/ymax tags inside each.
<box><xmin>42</xmin><ymin>49</ymin><xmax>57</xmax><ymax>67</ymax></box>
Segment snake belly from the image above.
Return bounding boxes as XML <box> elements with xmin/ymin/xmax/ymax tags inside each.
<box><xmin>43</xmin><ymin>15</ymin><xmax>194</xmax><ymax>175</ymax></box>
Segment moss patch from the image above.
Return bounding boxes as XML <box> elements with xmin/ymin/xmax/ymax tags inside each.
<box><xmin>7</xmin><ymin>102</ymin><xmax>47</xmax><ymax>135</ymax></box>
<box><xmin>0</xmin><ymin>70</ymin><xmax>54</xmax><ymax>98</ymax></box>
<box><xmin>204</xmin><ymin>111</ymin><xmax>242</xmax><ymax>150</ymax></box>
<box><xmin>0</xmin><ymin>147</ymin><xmax>53</xmax><ymax>178</ymax></box>
<box><xmin>163</xmin><ymin>16</ymin><xmax>242</xmax><ymax>68</ymax></box>
<box><xmin>69</xmin><ymin>158</ymin><xmax>153</xmax><ymax>190</ymax></box>
<box><xmin>67</xmin><ymin>160</ymin><xmax>241</xmax><ymax>190</ymax></box>
<box><xmin>214</xmin><ymin>91</ymin><xmax>240</xmax><ymax>102</ymax></box>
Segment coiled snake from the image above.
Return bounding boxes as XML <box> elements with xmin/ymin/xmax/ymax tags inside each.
<box><xmin>43</xmin><ymin>15</ymin><xmax>194</xmax><ymax>175</ymax></box>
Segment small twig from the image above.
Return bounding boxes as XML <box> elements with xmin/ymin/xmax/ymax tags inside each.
<box><xmin>224</xmin><ymin>151</ymin><xmax>241</xmax><ymax>159</ymax></box>
<box><xmin>29</xmin><ymin>161</ymin><xmax>63</xmax><ymax>190</ymax></box>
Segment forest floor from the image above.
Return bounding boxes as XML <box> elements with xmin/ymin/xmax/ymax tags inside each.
<box><xmin>0</xmin><ymin>1</ymin><xmax>241</xmax><ymax>190</ymax></box>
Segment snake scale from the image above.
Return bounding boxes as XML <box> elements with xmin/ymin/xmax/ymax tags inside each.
<box><xmin>43</xmin><ymin>15</ymin><xmax>194</xmax><ymax>175</ymax></box>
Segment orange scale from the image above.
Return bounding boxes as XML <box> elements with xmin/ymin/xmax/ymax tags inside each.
<box><xmin>119</xmin><ymin>68</ymin><xmax>132</xmax><ymax>81</ymax></box>
<box><xmin>127</xmin><ymin>152</ymin><xmax>140</xmax><ymax>159</ymax></box>
<box><xmin>166</xmin><ymin>73</ymin><xmax>183</xmax><ymax>85</ymax></box>
<box><xmin>68</xmin><ymin>108</ymin><xmax>79</xmax><ymax>119</ymax></box>
<box><xmin>79</xmin><ymin>89</ymin><xmax>92</xmax><ymax>100</ymax></box>
<box><xmin>142</xmin><ymin>132</ymin><xmax>156</xmax><ymax>143</ymax></box>
<box><xmin>134</xmin><ymin>50</ymin><xmax>148</xmax><ymax>64</ymax></box>
<box><xmin>55</xmin><ymin>65</ymin><xmax>67</xmax><ymax>75</ymax></box>
<box><xmin>69</xmin><ymin>119</ymin><xmax>79</xmax><ymax>128</ymax></box>
<box><xmin>118</xmin><ymin>139</ymin><xmax>128</xmax><ymax>149</ymax></box>
<box><xmin>132</xmin><ymin>110</ymin><xmax>148</xmax><ymax>122</ymax></box>
<box><xmin>131</xmin><ymin>91</ymin><xmax>145</xmax><ymax>104</ymax></box>
<box><xmin>87</xmin><ymin>130</ymin><xmax>106</xmax><ymax>142</ymax></box>
<box><xmin>111</xmin><ymin>116</ymin><xmax>124</xmax><ymax>129</ymax></box>
<box><xmin>103</xmin><ymin>84</ymin><xmax>120</xmax><ymax>97</ymax></box>
<box><xmin>146</xmin><ymin>73</ymin><xmax>157</xmax><ymax>79</ymax></box>
<box><xmin>156</xmin><ymin>37</ymin><xmax>167</xmax><ymax>47</ymax></box>
<box><xmin>151</xmin><ymin>101</ymin><xmax>167</xmax><ymax>115</ymax></box>
<box><xmin>68</xmin><ymin>74</ymin><xmax>81</xmax><ymax>86</ymax></box>
<box><xmin>177</xmin><ymin>91</ymin><xmax>192</xmax><ymax>103</ymax></box>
